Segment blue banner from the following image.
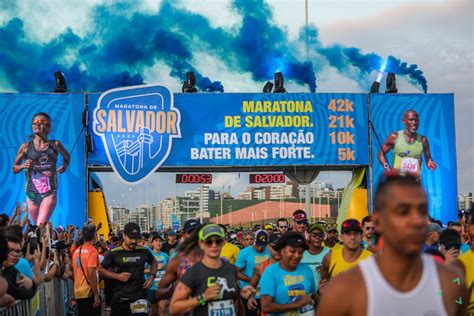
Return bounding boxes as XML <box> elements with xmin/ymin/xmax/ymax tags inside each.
<box><xmin>370</xmin><ymin>94</ymin><xmax>457</xmax><ymax>223</ymax></box>
<box><xmin>0</xmin><ymin>94</ymin><xmax>86</xmax><ymax>227</ymax></box>
<box><xmin>89</xmin><ymin>92</ymin><xmax>369</xmax><ymax>181</ymax></box>
<box><xmin>171</xmin><ymin>213</ymin><xmax>180</xmax><ymax>230</ymax></box>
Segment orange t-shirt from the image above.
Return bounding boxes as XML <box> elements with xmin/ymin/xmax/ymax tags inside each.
<box><xmin>72</xmin><ymin>243</ymin><xmax>99</xmax><ymax>299</ymax></box>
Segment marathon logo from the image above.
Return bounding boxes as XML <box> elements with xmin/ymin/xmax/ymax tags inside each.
<box><xmin>93</xmin><ymin>84</ymin><xmax>181</xmax><ymax>184</ymax></box>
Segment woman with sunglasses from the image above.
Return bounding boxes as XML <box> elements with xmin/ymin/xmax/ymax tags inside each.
<box><xmin>13</xmin><ymin>112</ymin><xmax>70</xmax><ymax>225</ymax></box>
<box><xmin>170</xmin><ymin>224</ymin><xmax>256</xmax><ymax>316</ymax></box>
<box><xmin>260</xmin><ymin>231</ymin><xmax>316</xmax><ymax>316</ymax></box>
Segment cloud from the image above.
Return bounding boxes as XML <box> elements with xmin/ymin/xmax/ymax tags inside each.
<box><xmin>0</xmin><ymin>0</ymin><xmax>429</xmax><ymax>94</ymax></box>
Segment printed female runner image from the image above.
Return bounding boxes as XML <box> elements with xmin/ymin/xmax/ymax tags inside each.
<box><xmin>12</xmin><ymin>112</ymin><xmax>70</xmax><ymax>224</ymax></box>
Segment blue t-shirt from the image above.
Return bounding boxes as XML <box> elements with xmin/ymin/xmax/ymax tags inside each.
<box><xmin>301</xmin><ymin>247</ymin><xmax>329</xmax><ymax>291</ymax></box>
<box><xmin>235</xmin><ymin>246</ymin><xmax>270</xmax><ymax>287</ymax></box>
<box><xmin>145</xmin><ymin>247</ymin><xmax>169</xmax><ymax>291</ymax></box>
<box><xmin>260</xmin><ymin>262</ymin><xmax>316</xmax><ymax>316</ymax></box>
<box><xmin>15</xmin><ymin>257</ymin><xmax>33</xmax><ymax>279</ymax></box>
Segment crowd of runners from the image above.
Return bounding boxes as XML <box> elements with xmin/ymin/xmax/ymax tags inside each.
<box><xmin>0</xmin><ymin>172</ymin><xmax>472</xmax><ymax>315</ymax></box>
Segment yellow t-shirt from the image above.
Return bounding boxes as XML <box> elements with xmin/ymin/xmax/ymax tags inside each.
<box><xmin>458</xmin><ymin>249</ymin><xmax>473</xmax><ymax>314</ymax></box>
<box><xmin>323</xmin><ymin>241</ymin><xmax>343</xmax><ymax>251</ymax></box>
<box><xmin>329</xmin><ymin>246</ymin><xmax>372</xmax><ymax>277</ymax></box>
<box><xmin>221</xmin><ymin>242</ymin><xmax>240</xmax><ymax>265</ymax></box>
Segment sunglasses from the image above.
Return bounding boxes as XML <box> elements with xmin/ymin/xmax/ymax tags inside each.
<box><xmin>311</xmin><ymin>233</ymin><xmax>324</xmax><ymax>238</ymax></box>
<box><xmin>279</xmin><ymin>225</ymin><xmax>288</xmax><ymax>229</ymax></box>
<box><xmin>32</xmin><ymin>120</ymin><xmax>50</xmax><ymax>127</ymax></box>
<box><xmin>204</xmin><ymin>238</ymin><xmax>224</xmax><ymax>246</ymax></box>
<box><xmin>296</xmin><ymin>220</ymin><xmax>307</xmax><ymax>225</ymax></box>
<box><xmin>364</xmin><ymin>226</ymin><xmax>375</xmax><ymax>231</ymax></box>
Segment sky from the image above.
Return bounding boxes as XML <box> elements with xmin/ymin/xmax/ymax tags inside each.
<box><xmin>1</xmin><ymin>0</ymin><xmax>472</xmax><ymax>209</ymax></box>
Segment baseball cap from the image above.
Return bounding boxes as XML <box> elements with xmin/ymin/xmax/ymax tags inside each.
<box><xmin>293</xmin><ymin>210</ymin><xmax>308</xmax><ymax>222</ymax></box>
<box><xmin>255</xmin><ymin>230</ymin><xmax>269</xmax><ymax>247</ymax></box>
<box><xmin>151</xmin><ymin>234</ymin><xmax>163</xmax><ymax>242</ymax></box>
<box><xmin>341</xmin><ymin>219</ymin><xmax>363</xmax><ymax>234</ymax></box>
<box><xmin>199</xmin><ymin>224</ymin><xmax>225</xmax><ymax>241</ymax></box>
<box><xmin>56</xmin><ymin>225</ymin><xmax>64</xmax><ymax>233</ymax></box>
<box><xmin>183</xmin><ymin>219</ymin><xmax>200</xmax><ymax>233</ymax></box>
<box><xmin>168</xmin><ymin>230</ymin><xmax>176</xmax><ymax>236</ymax></box>
<box><xmin>269</xmin><ymin>233</ymin><xmax>282</xmax><ymax>245</ymax></box>
<box><xmin>123</xmin><ymin>222</ymin><xmax>141</xmax><ymax>239</ymax></box>
<box><xmin>275</xmin><ymin>231</ymin><xmax>309</xmax><ymax>251</ymax></box>
<box><xmin>427</xmin><ymin>223</ymin><xmax>443</xmax><ymax>234</ymax></box>
<box><xmin>264</xmin><ymin>223</ymin><xmax>273</xmax><ymax>230</ymax></box>
<box><xmin>308</xmin><ymin>223</ymin><xmax>326</xmax><ymax>234</ymax></box>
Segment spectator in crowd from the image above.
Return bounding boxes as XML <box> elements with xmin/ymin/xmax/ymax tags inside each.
<box><xmin>450</xmin><ymin>222</ymin><xmax>471</xmax><ymax>253</ymax></box>
<box><xmin>0</xmin><ymin>230</ymin><xmax>15</xmax><ymax>308</ymax></box>
<box><xmin>276</xmin><ymin>218</ymin><xmax>289</xmax><ymax>234</ymax></box>
<box><xmin>220</xmin><ymin>225</ymin><xmax>240</xmax><ymax>265</ymax></box>
<box><xmin>146</xmin><ymin>234</ymin><xmax>168</xmax><ymax>316</ymax></box>
<box><xmin>242</xmin><ymin>231</ymin><xmax>255</xmax><ymax>248</ymax></box>
<box><xmin>260</xmin><ymin>231</ymin><xmax>316</xmax><ymax>315</ymax></box>
<box><xmin>449</xmin><ymin>209</ymin><xmax>473</xmax><ymax>314</ymax></box>
<box><xmin>424</xmin><ymin>222</ymin><xmax>442</xmax><ymax>251</ymax></box>
<box><xmin>236</xmin><ymin>230</ymin><xmax>270</xmax><ymax>316</ymax></box>
<box><xmin>264</xmin><ymin>223</ymin><xmax>274</xmax><ymax>235</ymax></box>
<box><xmin>438</xmin><ymin>228</ymin><xmax>462</xmax><ymax>264</ymax></box>
<box><xmin>292</xmin><ymin>210</ymin><xmax>308</xmax><ymax>236</ymax></box>
<box><xmin>302</xmin><ymin>223</ymin><xmax>330</xmax><ymax>293</ymax></box>
<box><xmin>72</xmin><ymin>224</ymin><xmax>100</xmax><ymax>315</ymax></box>
<box><xmin>323</xmin><ymin>226</ymin><xmax>342</xmax><ymax>251</ymax></box>
<box><xmin>248</xmin><ymin>232</ymin><xmax>282</xmax><ymax>314</ymax></box>
<box><xmin>170</xmin><ymin>224</ymin><xmax>255</xmax><ymax>315</ymax></box>
<box><xmin>157</xmin><ymin>226</ymin><xmax>203</xmax><ymax>303</ymax></box>
<box><xmin>3</xmin><ymin>234</ymin><xmax>37</xmax><ymax>300</ymax></box>
<box><xmin>361</xmin><ymin>215</ymin><xmax>375</xmax><ymax>250</ymax></box>
<box><xmin>320</xmin><ymin>219</ymin><xmax>372</xmax><ymax>292</ymax></box>
<box><xmin>161</xmin><ymin>230</ymin><xmax>178</xmax><ymax>256</ymax></box>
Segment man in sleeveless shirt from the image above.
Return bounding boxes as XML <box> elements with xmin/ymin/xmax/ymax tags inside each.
<box><xmin>317</xmin><ymin>172</ymin><xmax>468</xmax><ymax>315</ymax></box>
<box><xmin>377</xmin><ymin>110</ymin><xmax>436</xmax><ymax>176</ymax></box>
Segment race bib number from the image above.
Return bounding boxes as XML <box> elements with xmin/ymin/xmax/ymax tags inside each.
<box><xmin>208</xmin><ymin>299</ymin><xmax>236</xmax><ymax>316</ymax></box>
<box><xmin>300</xmin><ymin>303</ymin><xmax>314</xmax><ymax>316</ymax></box>
<box><xmin>400</xmin><ymin>157</ymin><xmax>419</xmax><ymax>173</ymax></box>
<box><xmin>156</xmin><ymin>270</ymin><xmax>166</xmax><ymax>283</ymax></box>
<box><xmin>130</xmin><ymin>299</ymin><xmax>148</xmax><ymax>314</ymax></box>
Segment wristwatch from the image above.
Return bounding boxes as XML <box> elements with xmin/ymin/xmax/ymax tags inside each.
<box><xmin>197</xmin><ymin>294</ymin><xmax>206</xmax><ymax>306</ymax></box>
<box><xmin>383</xmin><ymin>163</ymin><xmax>389</xmax><ymax>169</ymax></box>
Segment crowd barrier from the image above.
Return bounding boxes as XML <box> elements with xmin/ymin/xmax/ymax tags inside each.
<box><xmin>0</xmin><ymin>278</ymin><xmax>75</xmax><ymax>316</ymax></box>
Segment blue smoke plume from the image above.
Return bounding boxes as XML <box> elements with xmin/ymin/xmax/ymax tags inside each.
<box><xmin>0</xmin><ymin>0</ymin><xmax>427</xmax><ymax>93</ymax></box>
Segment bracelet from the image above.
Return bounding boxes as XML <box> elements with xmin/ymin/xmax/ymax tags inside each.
<box><xmin>197</xmin><ymin>294</ymin><xmax>206</xmax><ymax>306</ymax></box>
<box><xmin>383</xmin><ymin>163</ymin><xmax>389</xmax><ymax>169</ymax></box>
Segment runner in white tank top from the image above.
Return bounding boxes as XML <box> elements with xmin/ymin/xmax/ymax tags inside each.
<box><xmin>316</xmin><ymin>173</ymin><xmax>468</xmax><ymax>316</ymax></box>
<box><xmin>359</xmin><ymin>254</ymin><xmax>446</xmax><ymax>315</ymax></box>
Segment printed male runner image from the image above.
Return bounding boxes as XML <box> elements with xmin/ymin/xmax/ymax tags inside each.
<box><xmin>377</xmin><ymin>110</ymin><xmax>436</xmax><ymax>176</ymax></box>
